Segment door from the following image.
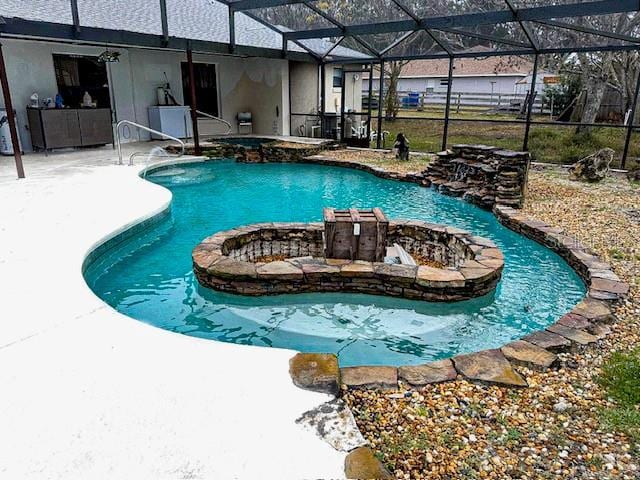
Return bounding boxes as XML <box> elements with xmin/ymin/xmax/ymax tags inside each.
<box><xmin>181</xmin><ymin>62</ymin><xmax>219</xmax><ymax>117</ymax></box>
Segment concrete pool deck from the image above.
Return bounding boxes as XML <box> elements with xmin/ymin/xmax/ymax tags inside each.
<box><xmin>0</xmin><ymin>143</ymin><xmax>345</xmax><ymax>479</ymax></box>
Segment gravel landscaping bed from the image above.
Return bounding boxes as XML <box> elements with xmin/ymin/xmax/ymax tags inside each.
<box><xmin>321</xmin><ymin>149</ymin><xmax>434</xmax><ymax>174</ymax></box>
<box><xmin>343</xmin><ymin>167</ymin><xmax>640</xmax><ymax>479</ymax></box>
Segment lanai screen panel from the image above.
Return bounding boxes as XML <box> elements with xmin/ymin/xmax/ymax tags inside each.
<box><xmin>229</xmin><ymin>0</ymin><xmax>640</xmax><ymax>60</ymax></box>
<box><xmin>1</xmin><ymin>0</ymin><xmax>73</xmax><ymax>25</ymax></box>
<box><xmin>77</xmin><ymin>0</ymin><xmax>164</xmax><ymax>35</ymax></box>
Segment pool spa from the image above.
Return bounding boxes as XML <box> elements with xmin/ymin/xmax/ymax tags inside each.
<box><xmin>84</xmin><ymin>160</ymin><xmax>585</xmax><ymax>367</ymax></box>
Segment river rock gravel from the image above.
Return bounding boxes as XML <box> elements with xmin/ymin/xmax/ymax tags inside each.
<box><xmin>343</xmin><ymin>167</ymin><xmax>640</xmax><ymax>479</ymax></box>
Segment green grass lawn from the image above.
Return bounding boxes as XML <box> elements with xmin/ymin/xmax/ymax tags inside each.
<box><xmin>597</xmin><ymin>348</ymin><xmax>640</xmax><ymax>450</ymax></box>
<box><xmin>368</xmin><ymin>110</ymin><xmax>639</xmax><ymax>170</ymax></box>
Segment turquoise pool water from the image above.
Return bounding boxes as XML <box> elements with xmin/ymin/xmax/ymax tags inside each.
<box><xmin>84</xmin><ymin>160</ymin><xmax>585</xmax><ymax>367</ymax></box>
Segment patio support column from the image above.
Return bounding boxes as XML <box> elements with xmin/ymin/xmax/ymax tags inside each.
<box><xmin>441</xmin><ymin>56</ymin><xmax>454</xmax><ymax>151</ymax></box>
<box><xmin>366</xmin><ymin>62</ymin><xmax>373</xmax><ymax>141</ymax></box>
<box><xmin>621</xmin><ymin>65</ymin><xmax>640</xmax><ymax>169</ymax></box>
<box><xmin>186</xmin><ymin>48</ymin><xmax>201</xmax><ymax>155</ymax></box>
<box><xmin>339</xmin><ymin>67</ymin><xmax>346</xmax><ymax>142</ymax></box>
<box><xmin>320</xmin><ymin>63</ymin><xmax>325</xmax><ymax>137</ymax></box>
<box><xmin>376</xmin><ymin>60</ymin><xmax>384</xmax><ymax>149</ymax></box>
<box><xmin>0</xmin><ymin>42</ymin><xmax>25</xmax><ymax>179</ymax></box>
<box><xmin>70</xmin><ymin>0</ymin><xmax>80</xmax><ymax>36</ymax></box>
<box><xmin>159</xmin><ymin>0</ymin><xmax>169</xmax><ymax>46</ymax></box>
<box><xmin>228</xmin><ymin>7</ymin><xmax>235</xmax><ymax>54</ymax></box>
<box><xmin>523</xmin><ymin>53</ymin><xmax>539</xmax><ymax>152</ymax></box>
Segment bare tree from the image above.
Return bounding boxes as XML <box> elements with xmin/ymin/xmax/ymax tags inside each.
<box><xmin>530</xmin><ymin>13</ymin><xmax>640</xmax><ymax>131</ymax></box>
<box><xmin>382</xmin><ymin>60</ymin><xmax>409</xmax><ymax>119</ymax></box>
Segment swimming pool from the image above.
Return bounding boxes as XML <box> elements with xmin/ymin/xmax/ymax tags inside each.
<box><xmin>84</xmin><ymin>160</ymin><xmax>585</xmax><ymax>367</ymax></box>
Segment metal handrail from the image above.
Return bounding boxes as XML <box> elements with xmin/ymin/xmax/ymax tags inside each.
<box><xmin>184</xmin><ymin>109</ymin><xmax>232</xmax><ymax>138</ymax></box>
<box><xmin>115</xmin><ymin>120</ymin><xmax>185</xmax><ymax>166</ymax></box>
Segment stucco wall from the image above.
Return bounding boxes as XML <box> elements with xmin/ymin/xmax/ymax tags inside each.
<box><xmin>0</xmin><ymin>39</ymin><xmax>136</xmax><ymax>151</ymax></box>
<box><xmin>289</xmin><ymin>61</ymin><xmax>319</xmax><ymax>137</ymax></box>
<box><xmin>323</xmin><ymin>65</ymin><xmax>363</xmax><ymax>114</ymax></box>
<box><xmin>0</xmin><ymin>38</ymin><xmax>291</xmax><ymax>151</ymax></box>
<box><xmin>343</xmin><ymin>71</ymin><xmax>363</xmax><ymax>113</ymax></box>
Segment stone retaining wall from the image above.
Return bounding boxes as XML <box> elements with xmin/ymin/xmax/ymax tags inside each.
<box><xmin>192</xmin><ymin>221</ymin><xmax>504</xmax><ymax>302</ymax></box>
<box><xmin>259</xmin><ymin>143</ymin><xmax>325</xmax><ymax>163</ymax></box>
<box><xmin>168</xmin><ymin>140</ymin><xmax>327</xmax><ymax>163</ymax></box>
<box><xmin>166</xmin><ymin>141</ymin><xmax>241</xmax><ymax>158</ymax></box>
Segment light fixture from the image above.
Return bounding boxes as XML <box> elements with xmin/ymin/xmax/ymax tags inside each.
<box><xmin>97</xmin><ymin>50</ymin><xmax>120</xmax><ymax>63</ymax></box>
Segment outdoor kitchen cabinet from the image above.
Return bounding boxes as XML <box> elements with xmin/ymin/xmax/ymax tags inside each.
<box><xmin>27</xmin><ymin>108</ymin><xmax>113</xmax><ymax>151</ymax></box>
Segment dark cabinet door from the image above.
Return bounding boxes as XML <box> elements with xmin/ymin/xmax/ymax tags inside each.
<box><xmin>41</xmin><ymin>110</ymin><xmax>81</xmax><ymax>149</ymax></box>
<box><xmin>79</xmin><ymin>109</ymin><xmax>113</xmax><ymax>146</ymax></box>
<box><xmin>27</xmin><ymin>109</ymin><xmax>45</xmax><ymax>150</ymax></box>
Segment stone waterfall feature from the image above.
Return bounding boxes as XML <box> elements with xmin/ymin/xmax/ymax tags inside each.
<box><xmin>423</xmin><ymin>144</ymin><xmax>531</xmax><ymax>209</ymax></box>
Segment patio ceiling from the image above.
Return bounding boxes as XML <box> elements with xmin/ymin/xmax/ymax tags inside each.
<box><xmin>221</xmin><ymin>0</ymin><xmax>640</xmax><ymax>62</ymax></box>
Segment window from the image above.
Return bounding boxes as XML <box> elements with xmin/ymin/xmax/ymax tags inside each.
<box><xmin>181</xmin><ymin>62</ymin><xmax>219</xmax><ymax>117</ymax></box>
<box><xmin>333</xmin><ymin>67</ymin><xmax>343</xmax><ymax>88</ymax></box>
<box><xmin>53</xmin><ymin>54</ymin><xmax>111</xmax><ymax>109</ymax></box>
<box><xmin>439</xmin><ymin>78</ymin><xmax>449</xmax><ymax>87</ymax></box>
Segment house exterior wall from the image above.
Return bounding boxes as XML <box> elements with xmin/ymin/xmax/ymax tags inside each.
<box><xmin>0</xmin><ymin>39</ymin><xmax>136</xmax><ymax>151</ymax></box>
<box><xmin>368</xmin><ymin>75</ymin><xmax>526</xmax><ymax>95</ymax></box>
<box><xmin>289</xmin><ymin>61</ymin><xmax>319</xmax><ymax>137</ymax></box>
<box><xmin>513</xmin><ymin>72</ymin><xmax>555</xmax><ymax>96</ymax></box>
<box><xmin>343</xmin><ymin>71</ymin><xmax>363</xmax><ymax>113</ymax></box>
<box><xmin>366</xmin><ymin>73</ymin><xmax>553</xmax><ymax>97</ymax></box>
<box><xmin>0</xmin><ymin>38</ymin><xmax>291</xmax><ymax>151</ymax></box>
<box><xmin>289</xmin><ymin>63</ymin><xmax>364</xmax><ymax>138</ymax></box>
<box><xmin>323</xmin><ymin>65</ymin><xmax>363</xmax><ymax>113</ymax></box>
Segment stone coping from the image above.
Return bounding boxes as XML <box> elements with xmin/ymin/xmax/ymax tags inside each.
<box><xmin>294</xmin><ymin>200</ymin><xmax>628</xmax><ymax>478</ymax></box>
<box><xmin>192</xmin><ymin>220</ymin><xmax>504</xmax><ymax>302</ymax></box>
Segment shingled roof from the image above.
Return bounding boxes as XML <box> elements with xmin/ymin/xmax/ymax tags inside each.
<box><xmin>401</xmin><ymin>56</ymin><xmax>534</xmax><ymax>78</ymax></box>
<box><xmin>365</xmin><ymin>48</ymin><xmax>535</xmax><ymax>79</ymax></box>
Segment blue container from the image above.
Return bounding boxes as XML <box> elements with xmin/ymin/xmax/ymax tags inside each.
<box><xmin>402</xmin><ymin>92</ymin><xmax>420</xmax><ymax>108</ymax></box>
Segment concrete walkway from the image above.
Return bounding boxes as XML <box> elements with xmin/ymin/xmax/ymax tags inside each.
<box><xmin>0</xmin><ymin>144</ymin><xmax>345</xmax><ymax>479</ymax></box>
